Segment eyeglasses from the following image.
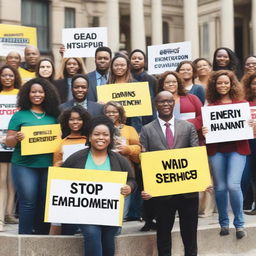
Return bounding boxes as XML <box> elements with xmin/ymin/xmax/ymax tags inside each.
<box><xmin>1</xmin><ymin>74</ymin><xmax>14</xmax><ymax>78</ymax></box>
<box><xmin>156</xmin><ymin>100</ymin><xmax>174</xmax><ymax>105</ymax></box>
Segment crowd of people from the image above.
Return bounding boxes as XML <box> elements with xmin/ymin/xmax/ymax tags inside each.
<box><xmin>0</xmin><ymin>44</ymin><xmax>256</xmax><ymax>256</ymax></box>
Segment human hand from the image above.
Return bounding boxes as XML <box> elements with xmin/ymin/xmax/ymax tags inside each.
<box><xmin>141</xmin><ymin>191</ymin><xmax>152</xmax><ymax>200</ymax></box>
<box><xmin>16</xmin><ymin>131</ymin><xmax>25</xmax><ymax>142</ymax></box>
<box><xmin>121</xmin><ymin>185</ymin><xmax>131</xmax><ymax>196</ymax></box>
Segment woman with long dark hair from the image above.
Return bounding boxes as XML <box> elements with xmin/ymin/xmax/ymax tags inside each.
<box><xmin>5</xmin><ymin>78</ymin><xmax>60</xmax><ymax>234</ymax></box>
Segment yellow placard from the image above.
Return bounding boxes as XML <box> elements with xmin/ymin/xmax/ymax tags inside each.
<box><xmin>97</xmin><ymin>82</ymin><xmax>152</xmax><ymax>117</ymax></box>
<box><xmin>141</xmin><ymin>146</ymin><xmax>211</xmax><ymax>197</ymax></box>
<box><xmin>0</xmin><ymin>24</ymin><xmax>37</xmax><ymax>57</ymax></box>
<box><xmin>45</xmin><ymin>167</ymin><xmax>127</xmax><ymax>226</ymax></box>
<box><xmin>21</xmin><ymin>124</ymin><xmax>62</xmax><ymax>155</ymax></box>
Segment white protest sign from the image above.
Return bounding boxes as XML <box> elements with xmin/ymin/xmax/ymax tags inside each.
<box><xmin>0</xmin><ymin>95</ymin><xmax>18</xmax><ymax>152</ymax></box>
<box><xmin>202</xmin><ymin>102</ymin><xmax>253</xmax><ymax>144</ymax></box>
<box><xmin>62</xmin><ymin>27</ymin><xmax>108</xmax><ymax>58</ymax></box>
<box><xmin>45</xmin><ymin>167</ymin><xmax>127</xmax><ymax>226</ymax></box>
<box><xmin>62</xmin><ymin>144</ymin><xmax>87</xmax><ymax>161</ymax></box>
<box><xmin>147</xmin><ymin>41</ymin><xmax>192</xmax><ymax>75</ymax></box>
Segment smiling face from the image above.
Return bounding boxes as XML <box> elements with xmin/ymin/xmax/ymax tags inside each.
<box><xmin>72</xmin><ymin>77</ymin><xmax>88</xmax><ymax>102</ymax></box>
<box><xmin>244</xmin><ymin>57</ymin><xmax>256</xmax><ymax>75</ymax></box>
<box><xmin>66</xmin><ymin>58</ymin><xmax>79</xmax><ymax>76</ymax></box>
<box><xmin>196</xmin><ymin>60</ymin><xmax>211</xmax><ymax>76</ymax></box>
<box><xmin>163</xmin><ymin>74</ymin><xmax>178</xmax><ymax>94</ymax></box>
<box><xmin>155</xmin><ymin>91</ymin><xmax>175</xmax><ymax>121</ymax></box>
<box><xmin>215</xmin><ymin>49</ymin><xmax>230</xmax><ymax>67</ymax></box>
<box><xmin>6</xmin><ymin>51</ymin><xmax>21</xmax><ymax>69</ymax></box>
<box><xmin>105</xmin><ymin>105</ymin><xmax>120</xmax><ymax>125</ymax></box>
<box><xmin>29</xmin><ymin>83</ymin><xmax>45</xmax><ymax>106</ymax></box>
<box><xmin>68</xmin><ymin>111</ymin><xmax>83</xmax><ymax>134</ymax></box>
<box><xmin>0</xmin><ymin>68</ymin><xmax>15</xmax><ymax>90</ymax></box>
<box><xmin>112</xmin><ymin>57</ymin><xmax>128</xmax><ymax>77</ymax></box>
<box><xmin>39</xmin><ymin>60</ymin><xmax>53</xmax><ymax>79</ymax></box>
<box><xmin>216</xmin><ymin>75</ymin><xmax>231</xmax><ymax>96</ymax></box>
<box><xmin>89</xmin><ymin>124</ymin><xmax>111</xmax><ymax>152</ymax></box>
<box><xmin>178</xmin><ymin>63</ymin><xmax>193</xmax><ymax>81</ymax></box>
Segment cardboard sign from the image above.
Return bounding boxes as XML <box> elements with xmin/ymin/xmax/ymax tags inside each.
<box><xmin>0</xmin><ymin>24</ymin><xmax>37</xmax><ymax>57</ymax></box>
<box><xmin>44</xmin><ymin>167</ymin><xmax>127</xmax><ymax>226</ymax></box>
<box><xmin>62</xmin><ymin>27</ymin><xmax>108</xmax><ymax>58</ymax></box>
<box><xmin>202</xmin><ymin>103</ymin><xmax>253</xmax><ymax>144</ymax></box>
<box><xmin>97</xmin><ymin>82</ymin><xmax>152</xmax><ymax>117</ymax></box>
<box><xmin>0</xmin><ymin>95</ymin><xmax>18</xmax><ymax>152</ymax></box>
<box><xmin>250</xmin><ymin>106</ymin><xmax>256</xmax><ymax>138</ymax></box>
<box><xmin>147</xmin><ymin>41</ymin><xmax>192</xmax><ymax>75</ymax></box>
<box><xmin>21</xmin><ymin>124</ymin><xmax>62</xmax><ymax>155</ymax></box>
<box><xmin>141</xmin><ymin>146</ymin><xmax>211</xmax><ymax>197</ymax></box>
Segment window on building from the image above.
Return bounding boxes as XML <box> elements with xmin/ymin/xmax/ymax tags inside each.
<box><xmin>202</xmin><ymin>22</ymin><xmax>209</xmax><ymax>57</ymax></box>
<box><xmin>21</xmin><ymin>0</ymin><xmax>49</xmax><ymax>53</ymax></box>
<box><xmin>65</xmin><ymin>8</ymin><xmax>76</xmax><ymax>28</ymax></box>
<box><xmin>163</xmin><ymin>21</ymin><xmax>169</xmax><ymax>44</ymax></box>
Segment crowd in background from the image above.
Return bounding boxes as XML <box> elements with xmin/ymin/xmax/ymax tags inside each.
<box><xmin>1</xmin><ymin>44</ymin><xmax>256</xmax><ymax>256</ymax></box>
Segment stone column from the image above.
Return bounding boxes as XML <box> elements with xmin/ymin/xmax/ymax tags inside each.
<box><xmin>130</xmin><ymin>0</ymin><xmax>146</xmax><ymax>51</ymax></box>
<box><xmin>183</xmin><ymin>0</ymin><xmax>199</xmax><ymax>59</ymax></box>
<box><xmin>0</xmin><ymin>0</ymin><xmax>21</xmax><ymax>24</ymax></box>
<box><xmin>220</xmin><ymin>0</ymin><xmax>234</xmax><ymax>50</ymax></box>
<box><xmin>252</xmin><ymin>0</ymin><xmax>256</xmax><ymax>54</ymax></box>
<box><xmin>106</xmin><ymin>0</ymin><xmax>120</xmax><ymax>53</ymax></box>
<box><xmin>151</xmin><ymin>0</ymin><xmax>163</xmax><ymax>45</ymax></box>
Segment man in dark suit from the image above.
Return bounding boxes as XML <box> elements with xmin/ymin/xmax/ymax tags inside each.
<box><xmin>140</xmin><ymin>91</ymin><xmax>199</xmax><ymax>256</ymax></box>
<box><xmin>60</xmin><ymin>74</ymin><xmax>103</xmax><ymax>117</ymax></box>
<box><xmin>87</xmin><ymin>46</ymin><xmax>112</xmax><ymax>102</ymax></box>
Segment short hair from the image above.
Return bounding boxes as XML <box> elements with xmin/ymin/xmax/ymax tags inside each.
<box><xmin>59</xmin><ymin>105</ymin><xmax>91</xmax><ymax>139</ymax></box>
<box><xmin>129</xmin><ymin>49</ymin><xmax>147</xmax><ymax>69</ymax></box>
<box><xmin>95</xmin><ymin>46</ymin><xmax>112</xmax><ymax>59</ymax></box>
<box><xmin>157</xmin><ymin>71</ymin><xmax>186</xmax><ymax>96</ymax></box>
<box><xmin>57</xmin><ymin>58</ymin><xmax>86</xmax><ymax>79</ymax></box>
<box><xmin>109</xmin><ymin>54</ymin><xmax>133</xmax><ymax>84</ymax></box>
<box><xmin>35</xmin><ymin>58</ymin><xmax>55</xmax><ymax>81</ymax></box>
<box><xmin>242</xmin><ymin>73</ymin><xmax>256</xmax><ymax>101</ymax></box>
<box><xmin>103</xmin><ymin>101</ymin><xmax>127</xmax><ymax>124</ymax></box>
<box><xmin>86</xmin><ymin>115</ymin><xmax>115</xmax><ymax>150</ymax></box>
<box><xmin>0</xmin><ymin>64</ymin><xmax>21</xmax><ymax>92</ymax></box>
<box><xmin>17</xmin><ymin>78</ymin><xmax>60</xmax><ymax>117</ymax></box>
<box><xmin>206</xmin><ymin>70</ymin><xmax>242</xmax><ymax>104</ymax></box>
<box><xmin>176</xmin><ymin>61</ymin><xmax>197</xmax><ymax>82</ymax></box>
<box><xmin>71</xmin><ymin>74</ymin><xmax>89</xmax><ymax>88</ymax></box>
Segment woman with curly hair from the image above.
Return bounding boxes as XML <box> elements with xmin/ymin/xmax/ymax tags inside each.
<box><xmin>176</xmin><ymin>61</ymin><xmax>205</xmax><ymax>104</ymax></box>
<box><xmin>212</xmin><ymin>47</ymin><xmax>243</xmax><ymax>79</ymax></box>
<box><xmin>54</xmin><ymin>57</ymin><xmax>86</xmax><ymax>103</ymax></box>
<box><xmin>5</xmin><ymin>78</ymin><xmax>60</xmax><ymax>234</ymax></box>
<box><xmin>62</xmin><ymin>115</ymin><xmax>136</xmax><ymax>256</ymax></box>
<box><xmin>49</xmin><ymin>105</ymin><xmax>91</xmax><ymax>235</ymax></box>
<box><xmin>35</xmin><ymin>58</ymin><xmax>55</xmax><ymax>82</ymax></box>
<box><xmin>203</xmin><ymin>70</ymin><xmax>250</xmax><ymax>239</ymax></box>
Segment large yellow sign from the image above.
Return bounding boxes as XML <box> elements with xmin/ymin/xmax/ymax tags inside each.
<box><xmin>97</xmin><ymin>82</ymin><xmax>152</xmax><ymax>117</ymax></box>
<box><xmin>141</xmin><ymin>146</ymin><xmax>211</xmax><ymax>197</ymax></box>
<box><xmin>21</xmin><ymin>124</ymin><xmax>61</xmax><ymax>155</ymax></box>
<box><xmin>0</xmin><ymin>24</ymin><xmax>37</xmax><ymax>57</ymax></box>
<box><xmin>45</xmin><ymin>167</ymin><xmax>127</xmax><ymax>226</ymax></box>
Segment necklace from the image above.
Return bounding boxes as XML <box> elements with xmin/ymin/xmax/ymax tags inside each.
<box><xmin>30</xmin><ymin>110</ymin><xmax>46</xmax><ymax>119</ymax></box>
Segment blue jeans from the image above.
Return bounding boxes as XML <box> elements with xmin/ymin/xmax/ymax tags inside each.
<box><xmin>78</xmin><ymin>224</ymin><xmax>119</xmax><ymax>256</ymax></box>
<box><xmin>209</xmin><ymin>152</ymin><xmax>246</xmax><ymax>228</ymax></box>
<box><xmin>12</xmin><ymin>164</ymin><xmax>49</xmax><ymax>234</ymax></box>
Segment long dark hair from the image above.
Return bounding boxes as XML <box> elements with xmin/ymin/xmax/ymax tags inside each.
<box><xmin>242</xmin><ymin>73</ymin><xmax>256</xmax><ymax>101</ymax></box>
<box><xmin>35</xmin><ymin>58</ymin><xmax>55</xmax><ymax>81</ymax></box>
<box><xmin>59</xmin><ymin>105</ymin><xmax>91</xmax><ymax>139</ymax></box>
<box><xmin>0</xmin><ymin>64</ymin><xmax>21</xmax><ymax>92</ymax></box>
<box><xmin>17</xmin><ymin>78</ymin><xmax>60</xmax><ymax>117</ymax></box>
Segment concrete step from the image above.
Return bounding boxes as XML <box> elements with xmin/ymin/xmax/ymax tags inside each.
<box><xmin>1</xmin><ymin>213</ymin><xmax>256</xmax><ymax>256</ymax></box>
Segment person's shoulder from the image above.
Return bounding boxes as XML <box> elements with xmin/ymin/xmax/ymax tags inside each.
<box><xmin>87</xmin><ymin>70</ymin><xmax>96</xmax><ymax>77</ymax></box>
<box><xmin>141</xmin><ymin>119</ymin><xmax>158</xmax><ymax>131</ymax></box>
<box><xmin>175</xmin><ymin>118</ymin><xmax>194</xmax><ymax>128</ymax></box>
<box><xmin>64</xmin><ymin>148</ymin><xmax>89</xmax><ymax>163</ymax></box>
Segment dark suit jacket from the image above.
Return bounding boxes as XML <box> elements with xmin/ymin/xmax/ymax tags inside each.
<box><xmin>87</xmin><ymin>71</ymin><xmax>98</xmax><ymax>102</ymax></box>
<box><xmin>140</xmin><ymin>118</ymin><xmax>199</xmax><ymax>198</ymax></box>
<box><xmin>53</xmin><ymin>78</ymin><xmax>69</xmax><ymax>104</ymax></box>
<box><xmin>59</xmin><ymin>99</ymin><xmax>104</xmax><ymax>117</ymax></box>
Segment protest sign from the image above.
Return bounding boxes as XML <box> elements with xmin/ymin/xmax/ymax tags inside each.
<box><xmin>250</xmin><ymin>106</ymin><xmax>256</xmax><ymax>138</ymax></box>
<box><xmin>0</xmin><ymin>95</ymin><xmax>18</xmax><ymax>152</ymax></box>
<box><xmin>62</xmin><ymin>27</ymin><xmax>108</xmax><ymax>58</ymax></box>
<box><xmin>147</xmin><ymin>41</ymin><xmax>192</xmax><ymax>75</ymax></box>
<box><xmin>0</xmin><ymin>24</ymin><xmax>37</xmax><ymax>57</ymax></box>
<box><xmin>141</xmin><ymin>146</ymin><xmax>211</xmax><ymax>197</ymax></box>
<box><xmin>97</xmin><ymin>82</ymin><xmax>152</xmax><ymax>117</ymax></box>
<box><xmin>21</xmin><ymin>124</ymin><xmax>61</xmax><ymax>155</ymax></box>
<box><xmin>44</xmin><ymin>167</ymin><xmax>127</xmax><ymax>226</ymax></box>
<box><xmin>202</xmin><ymin>102</ymin><xmax>253</xmax><ymax>144</ymax></box>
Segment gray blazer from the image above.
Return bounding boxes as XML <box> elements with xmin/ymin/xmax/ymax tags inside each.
<box><xmin>140</xmin><ymin>118</ymin><xmax>199</xmax><ymax>198</ymax></box>
<box><xmin>59</xmin><ymin>99</ymin><xmax>104</xmax><ymax>117</ymax></box>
